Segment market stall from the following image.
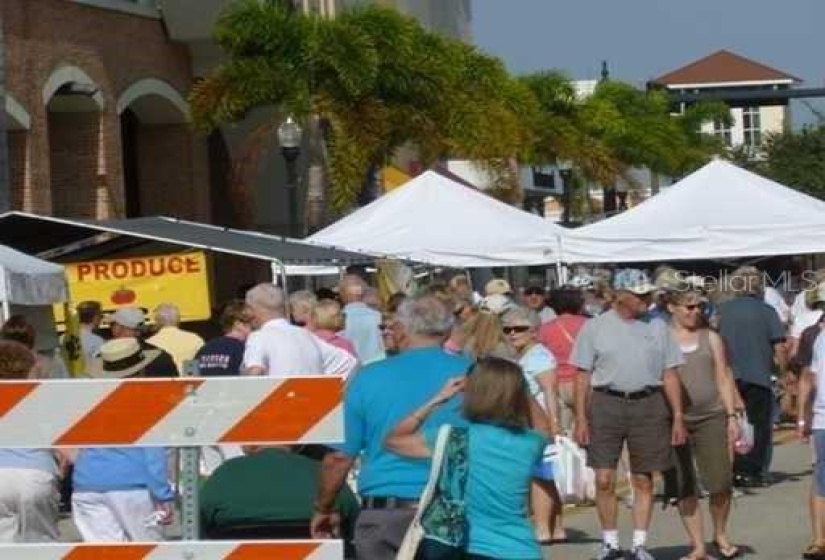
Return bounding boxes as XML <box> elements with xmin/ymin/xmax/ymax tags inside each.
<box><xmin>564</xmin><ymin>159</ymin><xmax>825</xmax><ymax>263</ymax></box>
<box><xmin>0</xmin><ymin>244</ymin><xmax>68</xmax><ymax>321</ymax></box>
<box><xmin>309</xmin><ymin>170</ymin><xmax>565</xmax><ymax>268</ymax></box>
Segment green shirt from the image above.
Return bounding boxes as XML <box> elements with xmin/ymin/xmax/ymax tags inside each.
<box><xmin>200</xmin><ymin>448</ymin><xmax>359</xmax><ymax>535</ymax></box>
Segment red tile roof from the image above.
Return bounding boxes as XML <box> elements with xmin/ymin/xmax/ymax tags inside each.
<box><xmin>651</xmin><ymin>50</ymin><xmax>801</xmax><ymax>87</ymax></box>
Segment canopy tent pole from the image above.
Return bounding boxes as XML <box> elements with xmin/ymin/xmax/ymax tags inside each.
<box><xmin>269</xmin><ymin>260</ymin><xmax>291</xmax><ymax>317</ymax></box>
<box><xmin>0</xmin><ymin>265</ymin><xmax>9</xmax><ymax>323</ymax></box>
<box><xmin>555</xmin><ymin>235</ymin><xmax>568</xmax><ymax>286</ymax></box>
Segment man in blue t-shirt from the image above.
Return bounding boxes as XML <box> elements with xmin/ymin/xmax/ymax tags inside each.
<box><xmin>311</xmin><ymin>295</ymin><xmax>469</xmax><ymax>558</ymax></box>
<box><xmin>195</xmin><ymin>301</ymin><xmax>252</xmax><ymax>376</ymax></box>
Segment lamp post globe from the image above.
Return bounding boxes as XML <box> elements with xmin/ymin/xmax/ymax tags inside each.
<box><xmin>278</xmin><ymin>116</ymin><xmax>303</xmax><ymax>237</ymax></box>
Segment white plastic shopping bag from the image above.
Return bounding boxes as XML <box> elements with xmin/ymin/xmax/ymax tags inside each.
<box><xmin>734</xmin><ymin>413</ymin><xmax>755</xmax><ymax>455</ymax></box>
<box><xmin>554</xmin><ymin>436</ymin><xmax>595</xmax><ymax>504</ymax></box>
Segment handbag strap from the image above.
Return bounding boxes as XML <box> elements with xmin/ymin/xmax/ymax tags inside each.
<box><xmin>555</xmin><ymin>320</ymin><xmax>575</xmax><ymax>345</ymax></box>
<box><xmin>409</xmin><ymin>424</ymin><xmax>453</xmax><ymax>526</ymax></box>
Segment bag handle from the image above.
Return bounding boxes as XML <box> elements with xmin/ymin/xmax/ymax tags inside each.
<box><xmin>410</xmin><ymin>424</ymin><xmax>453</xmax><ymax>527</ymax></box>
<box><xmin>556</xmin><ymin>321</ymin><xmax>575</xmax><ymax>345</ymax></box>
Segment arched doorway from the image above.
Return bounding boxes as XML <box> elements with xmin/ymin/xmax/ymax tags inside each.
<box><xmin>43</xmin><ymin>65</ymin><xmax>105</xmax><ymax>218</ymax></box>
<box><xmin>116</xmin><ymin>78</ymin><xmax>192</xmax><ymax>218</ymax></box>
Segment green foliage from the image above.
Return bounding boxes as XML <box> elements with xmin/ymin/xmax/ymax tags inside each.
<box><xmin>192</xmin><ymin>2</ymin><xmax>530</xmax><ymax>210</ymax></box>
<box><xmin>759</xmin><ymin>126</ymin><xmax>825</xmax><ymax>199</ymax></box>
<box><xmin>191</xmin><ymin>1</ymin><xmax>727</xmax><ymax>213</ymax></box>
<box><xmin>519</xmin><ymin>73</ymin><xmax>727</xmax><ymax>189</ymax></box>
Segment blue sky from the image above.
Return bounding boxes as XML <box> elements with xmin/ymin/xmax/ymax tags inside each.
<box><xmin>472</xmin><ymin>0</ymin><xmax>825</xmax><ymax>123</ymax></box>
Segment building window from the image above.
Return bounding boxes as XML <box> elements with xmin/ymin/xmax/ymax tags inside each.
<box><xmin>743</xmin><ymin>106</ymin><xmax>762</xmax><ymax>154</ymax></box>
<box><xmin>713</xmin><ymin>117</ymin><xmax>732</xmax><ymax>147</ymax></box>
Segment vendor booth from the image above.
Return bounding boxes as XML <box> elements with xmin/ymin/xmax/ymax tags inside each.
<box><xmin>0</xmin><ymin>212</ymin><xmax>380</xmax><ymax>321</ymax></box>
<box><xmin>309</xmin><ymin>170</ymin><xmax>566</xmax><ymax>268</ymax></box>
<box><xmin>564</xmin><ymin>159</ymin><xmax>825</xmax><ymax>263</ymax></box>
<box><xmin>0</xmin><ymin>244</ymin><xmax>68</xmax><ymax>321</ymax></box>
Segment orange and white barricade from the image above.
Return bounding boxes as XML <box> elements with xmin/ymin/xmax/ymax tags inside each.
<box><xmin>0</xmin><ymin>376</ymin><xmax>344</xmax><ymax>559</ymax></box>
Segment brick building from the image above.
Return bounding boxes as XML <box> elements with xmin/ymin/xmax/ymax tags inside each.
<box><xmin>1</xmin><ymin>0</ymin><xmax>471</xmax><ymax>232</ymax></box>
<box><xmin>2</xmin><ymin>0</ymin><xmax>216</xmax><ymax>222</ymax></box>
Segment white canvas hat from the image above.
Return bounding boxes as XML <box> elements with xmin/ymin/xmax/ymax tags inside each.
<box><xmin>87</xmin><ymin>337</ymin><xmax>160</xmax><ymax>379</ymax></box>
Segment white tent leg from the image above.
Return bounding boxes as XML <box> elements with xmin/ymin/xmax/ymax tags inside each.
<box><xmin>0</xmin><ymin>266</ymin><xmax>10</xmax><ymax>323</ymax></box>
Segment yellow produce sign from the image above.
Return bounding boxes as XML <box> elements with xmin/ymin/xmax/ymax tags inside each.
<box><xmin>62</xmin><ymin>252</ymin><xmax>210</xmax><ymax>322</ymax></box>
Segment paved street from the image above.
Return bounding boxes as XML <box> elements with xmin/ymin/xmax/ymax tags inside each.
<box><xmin>58</xmin><ymin>431</ymin><xmax>811</xmax><ymax>559</ymax></box>
<box><xmin>548</xmin><ymin>430</ymin><xmax>812</xmax><ymax>559</ymax></box>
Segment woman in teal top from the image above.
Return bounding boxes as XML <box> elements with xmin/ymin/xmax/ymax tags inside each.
<box><xmin>386</xmin><ymin>356</ymin><xmax>546</xmax><ymax>560</ymax></box>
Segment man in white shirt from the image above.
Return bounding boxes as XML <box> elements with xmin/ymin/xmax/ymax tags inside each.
<box><xmin>243</xmin><ymin>284</ymin><xmax>357</xmax><ymax>378</ymax></box>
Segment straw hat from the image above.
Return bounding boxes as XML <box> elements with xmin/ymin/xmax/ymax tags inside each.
<box><xmin>88</xmin><ymin>337</ymin><xmax>160</xmax><ymax>379</ymax></box>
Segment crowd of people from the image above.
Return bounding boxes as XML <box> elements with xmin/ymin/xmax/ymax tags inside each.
<box><xmin>0</xmin><ymin>264</ymin><xmax>823</xmax><ymax>560</ymax></box>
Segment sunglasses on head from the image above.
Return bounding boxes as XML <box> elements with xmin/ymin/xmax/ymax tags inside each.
<box><xmin>502</xmin><ymin>325</ymin><xmax>531</xmax><ymax>335</ymax></box>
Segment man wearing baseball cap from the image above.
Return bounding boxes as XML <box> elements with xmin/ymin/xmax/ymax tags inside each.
<box><xmin>571</xmin><ymin>269</ymin><xmax>686</xmax><ymax>560</ymax></box>
<box><xmin>107</xmin><ymin>308</ymin><xmax>179</xmax><ymax>377</ymax></box>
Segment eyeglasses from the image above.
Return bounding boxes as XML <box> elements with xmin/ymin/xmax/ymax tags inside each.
<box><xmin>502</xmin><ymin>325</ymin><xmax>531</xmax><ymax>335</ymax></box>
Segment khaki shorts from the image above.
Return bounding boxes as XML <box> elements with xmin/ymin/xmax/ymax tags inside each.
<box><xmin>587</xmin><ymin>389</ymin><xmax>674</xmax><ymax>473</ymax></box>
<box><xmin>668</xmin><ymin>413</ymin><xmax>732</xmax><ymax>497</ymax></box>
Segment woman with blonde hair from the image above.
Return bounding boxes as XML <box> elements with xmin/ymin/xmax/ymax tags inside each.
<box><xmin>446</xmin><ymin>308</ymin><xmax>513</xmax><ymax>360</ymax></box>
<box><xmin>386</xmin><ymin>356</ymin><xmax>547</xmax><ymax>559</ymax></box>
<box><xmin>668</xmin><ymin>287</ymin><xmax>741</xmax><ymax>560</ymax></box>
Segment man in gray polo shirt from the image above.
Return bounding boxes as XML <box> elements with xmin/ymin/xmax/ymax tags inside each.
<box><xmin>572</xmin><ymin>269</ymin><xmax>686</xmax><ymax>560</ymax></box>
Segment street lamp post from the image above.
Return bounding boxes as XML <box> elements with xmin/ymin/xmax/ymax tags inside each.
<box><xmin>277</xmin><ymin>116</ymin><xmax>303</xmax><ymax>237</ymax></box>
<box><xmin>558</xmin><ymin>166</ymin><xmax>574</xmax><ymax>226</ymax></box>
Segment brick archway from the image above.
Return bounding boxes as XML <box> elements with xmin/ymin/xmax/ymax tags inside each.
<box><xmin>43</xmin><ymin>65</ymin><xmax>108</xmax><ymax>218</ymax></box>
<box><xmin>117</xmin><ymin>79</ymin><xmax>195</xmax><ymax>218</ymax></box>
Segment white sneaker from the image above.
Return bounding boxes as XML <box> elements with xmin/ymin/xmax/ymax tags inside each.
<box><xmin>597</xmin><ymin>544</ymin><xmax>624</xmax><ymax>560</ymax></box>
<box><xmin>630</xmin><ymin>545</ymin><xmax>656</xmax><ymax>560</ymax></box>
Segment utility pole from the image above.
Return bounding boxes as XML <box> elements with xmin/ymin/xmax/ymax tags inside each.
<box><xmin>0</xmin><ymin>17</ymin><xmax>10</xmax><ymax>212</ymax></box>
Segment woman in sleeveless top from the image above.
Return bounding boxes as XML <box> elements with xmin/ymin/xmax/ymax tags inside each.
<box><xmin>669</xmin><ymin>289</ymin><xmax>742</xmax><ymax>560</ymax></box>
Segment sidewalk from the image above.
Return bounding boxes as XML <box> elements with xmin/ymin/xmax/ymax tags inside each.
<box><xmin>58</xmin><ymin>432</ymin><xmax>812</xmax><ymax>558</ymax></box>
<box><xmin>548</xmin><ymin>430</ymin><xmax>812</xmax><ymax>559</ymax></box>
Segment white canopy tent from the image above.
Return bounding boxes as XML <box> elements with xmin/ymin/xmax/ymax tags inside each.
<box><xmin>309</xmin><ymin>170</ymin><xmax>565</xmax><ymax>268</ymax></box>
<box><xmin>564</xmin><ymin>159</ymin><xmax>825</xmax><ymax>263</ymax></box>
<box><xmin>0</xmin><ymin>245</ymin><xmax>68</xmax><ymax>321</ymax></box>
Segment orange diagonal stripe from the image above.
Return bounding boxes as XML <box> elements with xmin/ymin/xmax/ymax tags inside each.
<box><xmin>225</xmin><ymin>542</ymin><xmax>322</xmax><ymax>560</ymax></box>
<box><xmin>220</xmin><ymin>377</ymin><xmax>341</xmax><ymax>443</ymax></box>
<box><xmin>55</xmin><ymin>380</ymin><xmax>203</xmax><ymax>446</ymax></box>
<box><xmin>0</xmin><ymin>382</ymin><xmax>38</xmax><ymax>418</ymax></box>
<box><xmin>63</xmin><ymin>544</ymin><xmax>157</xmax><ymax>560</ymax></box>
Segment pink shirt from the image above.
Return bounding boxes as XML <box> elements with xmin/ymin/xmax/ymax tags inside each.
<box><xmin>314</xmin><ymin>329</ymin><xmax>358</xmax><ymax>357</ymax></box>
<box><xmin>539</xmin><ymin>314</ymin><xmax>587</xmax><ymax>383</ymax></box>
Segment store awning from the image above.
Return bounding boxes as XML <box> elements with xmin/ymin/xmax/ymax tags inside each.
<box><xmin>0</xmin><ymin>212</ymin><xmax>378</xmax><ymax>266</ymax></box>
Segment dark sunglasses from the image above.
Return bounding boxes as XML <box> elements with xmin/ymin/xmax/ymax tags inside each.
<box><xmin>502</xmin><ymin>325</ymin><xmax>531</xmax><ymax>335</ymax></box>
<box><xmin>681</xmin><ymin>304</ymin><xmax>702</xmax><ymax>311</ymax></box>
<box><xmin>524</xmin><ymin>289</ymin><xmax>545</xmax><ymax>296</ymax></box>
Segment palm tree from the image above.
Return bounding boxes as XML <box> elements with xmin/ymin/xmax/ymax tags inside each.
<box><xmin>191</xmin><ymin>1</ymin><xmax>531</xmax><ymax>222</ymax></box>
